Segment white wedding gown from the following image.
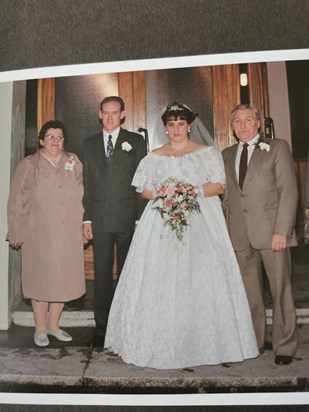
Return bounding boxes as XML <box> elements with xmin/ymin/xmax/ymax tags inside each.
<box><xmin>105</xmin><ymin>147</ymin><xmax>259</xmax><ymax>369</ymax></box>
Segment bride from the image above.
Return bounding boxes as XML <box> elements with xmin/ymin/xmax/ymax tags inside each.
<box><xmin>104</xmin><ymin>103</ymin><xmax>258</xmax><ymax>369</ymax></box>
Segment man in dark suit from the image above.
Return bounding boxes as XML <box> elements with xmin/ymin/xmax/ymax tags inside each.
<box><xmin>82</xmin><ymin>96</ymin><xmax>147</xmax><ymax>347</ymax></box>
<box><xmin>222</xmin><ymin>104</ymin><xmax>298</xmax><ymax>365</ymax></box>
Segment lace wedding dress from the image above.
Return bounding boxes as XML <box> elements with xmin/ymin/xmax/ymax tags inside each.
<box><xmin>105</xmin><ymin>147</ymin><xmax>259</xmax><ymax>369</ymax></box>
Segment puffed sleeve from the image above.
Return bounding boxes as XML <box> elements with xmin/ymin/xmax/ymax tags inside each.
<box><xmin>132</xmin><ymin>153</ymin><xmax>157</xmax><ymax>194</ymax></box>
<box><xmin>202</xmin><ymin>147</ymin><xmax>226</xmax><ymax>185</ymax></box>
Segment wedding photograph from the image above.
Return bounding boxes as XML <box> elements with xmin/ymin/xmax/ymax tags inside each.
<box><xmin>0</xmin><ymin>1</ymin><xmax>309</xmax><ymax>411</ymax></box>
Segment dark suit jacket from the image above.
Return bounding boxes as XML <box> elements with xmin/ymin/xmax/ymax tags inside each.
<box><xmin>222</xmin><ymin>137</ymin><xmax>298</xmax><ymax>251</ymax></box>
<box><xmin>82</xmin><ymin>128</ymin><xmax>147</xmax><ymax>233</ymax></box>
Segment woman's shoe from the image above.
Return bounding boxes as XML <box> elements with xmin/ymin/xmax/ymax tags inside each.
<box><xmin>47</xmin><ymin>329</ymin><xmax>73</xmax><ymax>342</ymax></box>
<box><xmin>34</xmin><ymin>333</ymin><xmax>49</xmax><ymax>347</ymax></box>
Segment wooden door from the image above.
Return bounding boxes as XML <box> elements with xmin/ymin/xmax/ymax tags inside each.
<box><xmin>118</xmin><ymin>71</ymin><xmax>146</xmax><ymax>132</ymax></box>
<box><xmin>37</xmin><ymin>65</ymin><xmax>269</xmax><ymax>279</ymax></box>
<box><xmin>212</xmin><ymin>62</ymin><xmax>269</xmax><ymax>151</ymax></box>
<box><xmin>37</xmin><ymin>78</ymin><xmax>55</xmax><ymax>133</ymax></box>
<box><xmin>212</xmin><ymin>64</ymin><xmax>240</xmax><ymax>151</ymax></box>
<box><xmin>247</xmin><ymin>62</ymin><xmax>269</xmax><ymax>129</ymax></box>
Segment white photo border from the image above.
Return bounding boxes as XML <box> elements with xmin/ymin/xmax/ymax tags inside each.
<box><xmin>1</xmin><ymin>48</ymin><xmax>309</xmax><ymax>408</ymax></box>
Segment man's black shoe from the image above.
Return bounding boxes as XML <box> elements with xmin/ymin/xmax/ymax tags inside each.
<box><xmin>88</xmin><ymin>335</ymin><xmax>105</xmax><ymax>348</ymax></box>
<box><xmin>259</xmin><ymin>341</ymin><xmax>272</xmax><ymax>354</ymax></box>
<box><xmin>275</xmin><ymin>355</ymin><xmax>292</xmax><ymax>365</ymax></box>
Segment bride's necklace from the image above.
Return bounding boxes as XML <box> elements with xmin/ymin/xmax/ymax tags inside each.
<box><xmin>41</xmin><ymin>151</ymin><xmax>61</xmax><ymax>167</ymax></box>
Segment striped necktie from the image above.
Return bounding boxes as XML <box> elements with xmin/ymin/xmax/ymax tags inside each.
<box><xmin>106</xmin><ymin>135</ymin><xmax>113</xmax><ymax>163</ymax></box>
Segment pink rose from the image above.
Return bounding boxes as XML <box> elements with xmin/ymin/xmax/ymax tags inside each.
<box><xmin>166</xmin><ymin>186</ymin><xmax>175</xmax><ymax>195</ymax></box>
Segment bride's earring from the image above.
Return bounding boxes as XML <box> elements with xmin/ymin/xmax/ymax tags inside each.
<box><xmin>165</xmin><ymin>130</ymin><xmax>169</xmax><ymax>134</ymax></box>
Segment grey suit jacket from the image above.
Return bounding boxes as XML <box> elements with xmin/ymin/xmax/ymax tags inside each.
<box><xmin>82</xmin><ymin>128</ymin><xmax>147</xmax><ymax>233</ymax></box>
<box><xmin>222</xmin><ymin>137</ymin><xmax>298</xmax><ymax>251</ymax></box>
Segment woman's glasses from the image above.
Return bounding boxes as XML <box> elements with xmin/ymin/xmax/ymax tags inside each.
<box><xmin>44</xmin><ymin>134</ymin><xmax>64</xmax><ymax>142</ymax></box>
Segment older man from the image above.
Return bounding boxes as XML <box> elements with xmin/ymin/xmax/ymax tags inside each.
<box><xmin>222</xmin><ymin>104</ymin><xmax>298</xmax><ymax>365</ymax></box>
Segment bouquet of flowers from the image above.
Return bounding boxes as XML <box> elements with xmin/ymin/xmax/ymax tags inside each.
<box><xmin>153</xmin><ymin>177</ymin><xmax>201</xmax><ymax>241</ymax></box>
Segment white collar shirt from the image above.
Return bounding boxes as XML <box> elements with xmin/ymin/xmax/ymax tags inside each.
<box><xmin>235</xmin><ymin>134</ymin><xmax>260</xmax><ymax>181</ymax></box>
<box><xmin>103</xmin><ymin>127</ymin><xmax>120</xmax><ymax>154</ymax></box>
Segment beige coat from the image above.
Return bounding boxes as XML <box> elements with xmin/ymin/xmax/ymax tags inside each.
<box><xmin>7</xmin><ymin>150</ymin><xmax>86</xmax><ymax>302</ymax></box>
<box><xmin>222</xmin><ymin>138</ymin><xmax>298</xmax><ymax>251</ymax></box>
<box><xmin>221</xmin><ymin>138</ymin><xmax>298</xmax><ymax>356</ymax></box>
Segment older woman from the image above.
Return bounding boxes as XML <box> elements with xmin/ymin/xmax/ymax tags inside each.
<box><xmin>7</xmin><ymin>120</ymin><xmax>85</xmax><ymax>347</ymax></box>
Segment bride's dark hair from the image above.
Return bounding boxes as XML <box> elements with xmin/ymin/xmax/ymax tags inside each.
<box><xmin>161</xmin><ymin>103</ymin><xmax>198</xmax><ymax>125</ymax></box>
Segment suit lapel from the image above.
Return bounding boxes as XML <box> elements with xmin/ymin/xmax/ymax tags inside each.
<box><xmin>93</xmin><ymin>129</ymin><xmax>125</xmax><ymax>170</ymax></box>
<box><xmin>93</xmin><ymin>132</ymin><xmax>107</xmax><ymax>170</ymax></box>
<box><xmin>242</xmin><ymin>136</ymin><xmax>268</xmax><ymax>188</ymax></box>
<box><xmin>114</xmin><ymin>128</ymin><xmax>124</xmax><ymax>152</ymax></box>
<box><xmin>108</xmin><ymin>128</ymin><xmax>127</xmax><ymax>167</ymax></box>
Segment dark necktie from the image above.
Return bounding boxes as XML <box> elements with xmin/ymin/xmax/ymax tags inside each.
<box><xmin>239</xmin><ymin>143</ymin><xmax>248</xmax><ymax>189</ymax></box>
<box><xmin>106</xmin><ymin>135</ymin><xmax>113</xmax><ymax>163</ymax></box>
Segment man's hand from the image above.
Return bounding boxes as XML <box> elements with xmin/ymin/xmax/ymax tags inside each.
<box><xmin>271</xmin><ymin>234</ymin><xmax>287</xmax><ymax>252</ymax></box>
<box><xmin>83</xmin><ymin>222</ymin><xmax>93</xmax><ymax>243</ymax></box>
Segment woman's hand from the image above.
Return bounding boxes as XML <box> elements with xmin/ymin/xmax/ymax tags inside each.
<box><xmin>10</xmin><ymin>242</ymin><xmax>23</xmax><ymax>250</ymax></box>
<box><xmin>201</xmin><ymin>182</ymin><xmax>225</xmax><ymax>197</ymax></box>
<box><xmin>141</xmin><ymin>188</ymin><xmax>155</xmax><ymax>200</ymax></box>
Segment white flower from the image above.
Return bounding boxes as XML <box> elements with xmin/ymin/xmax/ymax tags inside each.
<box><xmin>64</xmin><ymin>156</ymin><xmax>75</xmax><ymax>171</ymax></box>
<box><xmin>157</xmin><ymin>198</ymin><xmax>164</xmax><ymax>208</ymax></box>
<box><xmin>259</xmin><ymin>142</ymin><xmax>270</xmax><ymax>152</ymax></box>
<box><xmin>122</xmin><ymin>142</ymin><xmax>132</xmax><ymax>152</ymax></box>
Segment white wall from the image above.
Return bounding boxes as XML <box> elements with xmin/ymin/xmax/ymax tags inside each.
<box><xmin>0</xmin><ymin>82</ymin><xmax>13</xmax><ymax>329</ymax></box>
<box><xmin>0</xmin><ymin>80</ymin><xmax>26</xmax><ymax>330</ymax></box>
<box><xmin>267</xmin><ymin>61</ymin><xmax>292</xmax><ymax>148</ymax></box>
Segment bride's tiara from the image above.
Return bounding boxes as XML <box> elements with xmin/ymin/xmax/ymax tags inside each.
<box><xmin>168</xmin><ymin>104</ymin><xmax>184</xmax><ymax>112</ymax></box>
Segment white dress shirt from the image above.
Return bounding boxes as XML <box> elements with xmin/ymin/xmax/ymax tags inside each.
<box><xmin>235</xmin><ymin>134</ymin><xmax>260</xmax><ymax>182</ymax></box>
<box><xmin>103</xmin><ymin>127</ymin><xmax>120</xmax><ymax>153</ymax></box>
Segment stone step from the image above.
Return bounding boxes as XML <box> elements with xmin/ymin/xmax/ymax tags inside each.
<box><xmin>12</xmin><ymin>310</ymin><xmax>95</xmax><ymax>327</ymax></box>
<box><xmin>12</xmin><ymin>308</ymin><xmax>309</xmax><ymax>327</ymax></box>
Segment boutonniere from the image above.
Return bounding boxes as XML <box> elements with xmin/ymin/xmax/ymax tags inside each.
<box><xmin>65</xmin><ymin>156</ymin><xmax>76</xmax><ymax>171</ymax></box>
<box><xmin>122</xmin><ymin>141</ymin><xmax>132</xmax><ymax>152</ymax></box>
<box><xmin>258</xmin><ymin>142</ymin><xmax>270</xmax><ymax>152</ymax></box>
